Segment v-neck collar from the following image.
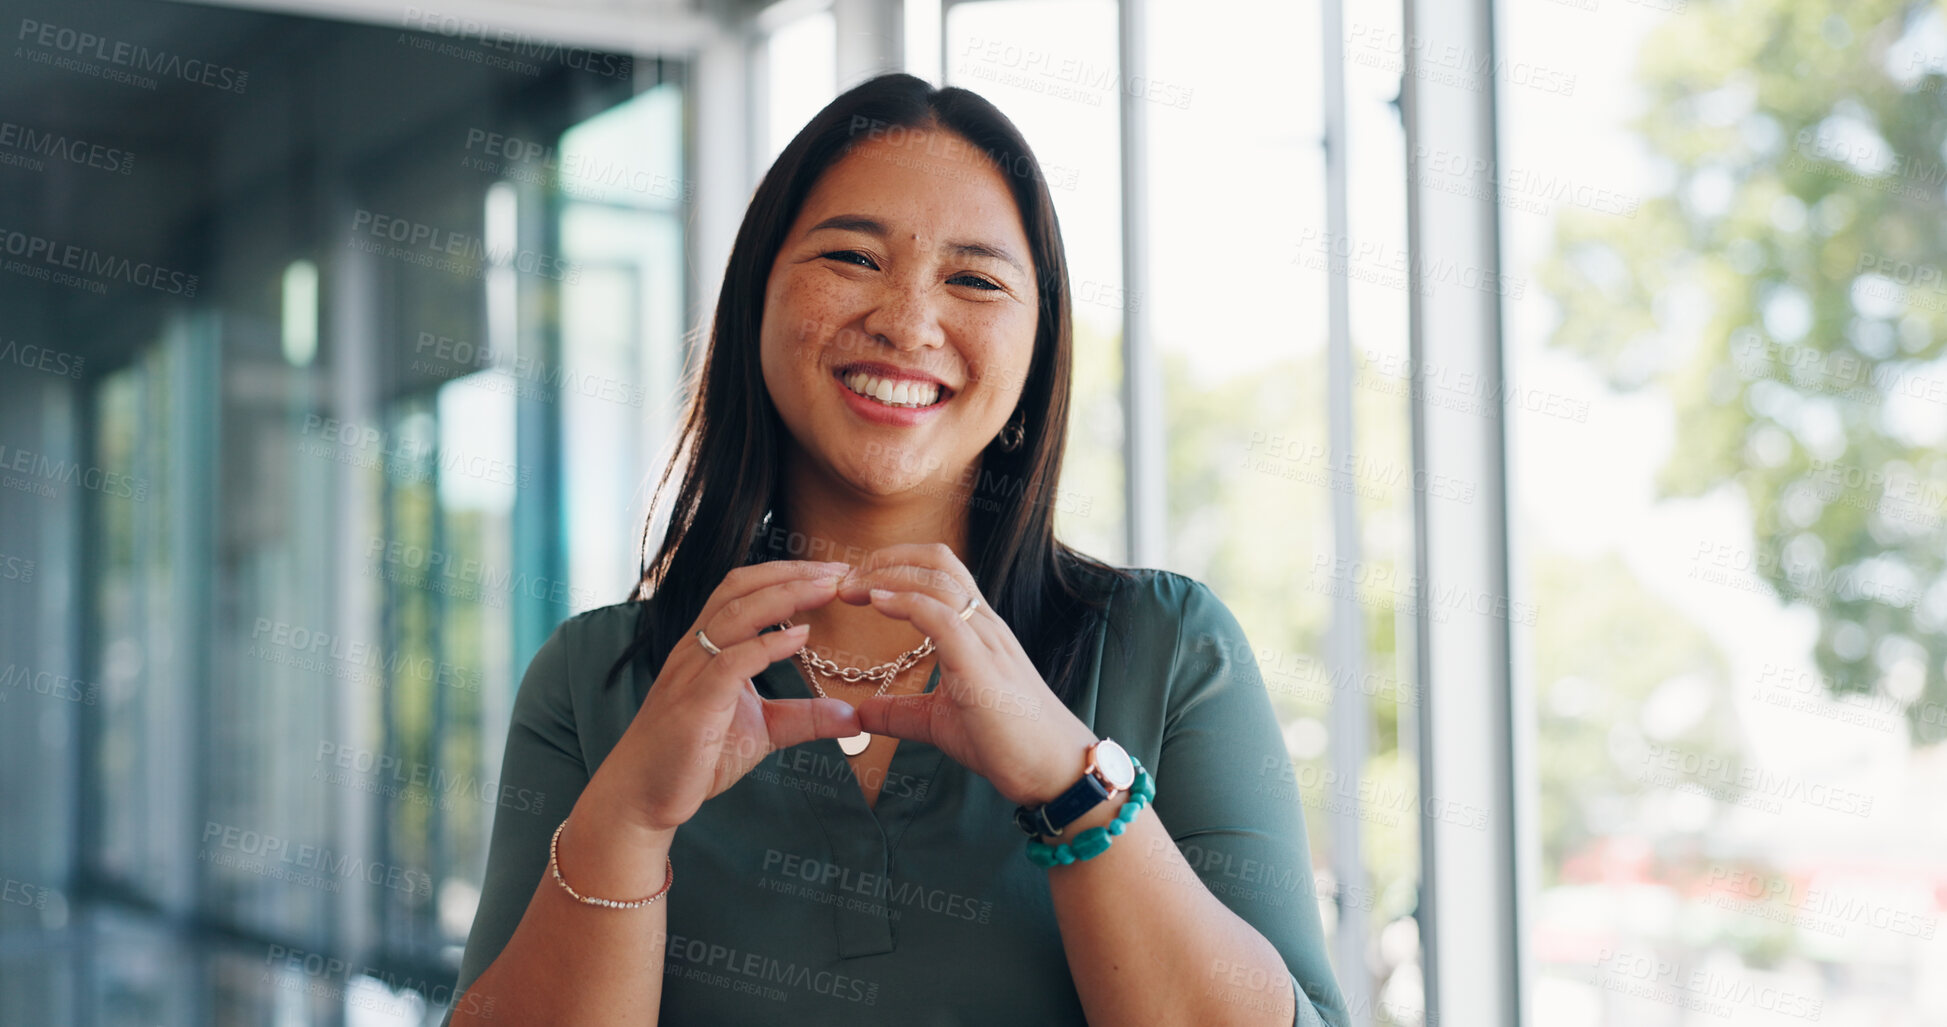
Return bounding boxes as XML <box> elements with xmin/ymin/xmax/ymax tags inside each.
<box><xmin>757</xmin><ymin>656</ymin><xmax>949</xmax><ymax>958</ymax></box>
<box><xmin>755</xmin><ymin>655</ymin><xmax>947</xmax><ymax>819</ymax></box>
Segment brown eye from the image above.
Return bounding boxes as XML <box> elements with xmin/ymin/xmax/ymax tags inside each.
<box><xmin>822</xmin><ymin>250</ymin><xmax>877</xmax><ymax>269</ymax></box>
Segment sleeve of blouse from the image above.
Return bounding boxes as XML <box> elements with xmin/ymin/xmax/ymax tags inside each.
<box><xmin>445</xmin><ymin>615</ymin><xmax>590</xmax><ymax>1022</ymax></box>
<box><xmin>1153</xmin><ymin>574</ymin><xmax>1350</xmax><ymax>1027</ymax></box>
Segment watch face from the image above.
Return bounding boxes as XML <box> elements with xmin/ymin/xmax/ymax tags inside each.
<box><xmin>1093</xmin><ymin>739</ymin><xmax>1136</xmax><ymax>791</ymax></box>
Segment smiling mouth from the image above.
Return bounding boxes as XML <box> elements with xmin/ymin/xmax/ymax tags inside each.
<box><xmin>836</xmin><ymin>369</ymin><xmax>950</xmax><ymax>409</ymax></box>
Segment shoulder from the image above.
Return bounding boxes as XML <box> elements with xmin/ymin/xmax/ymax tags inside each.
<box><xmin>1100</xmin><ymin>566</ymin><xmax>1239</xmax><ymax>638</ymax></box>
<box><xmin>1092</xmin><ymin>565</ymin><xmax>1254</xmax><ymax>679</ymax></box>
<box><xmin>510</xmin><ymin>601</ymin><xmax>652</xmax><ymax>756</ymax></box>
<box><xmin>1097</xmin><ymin>567</ymin><xmax>1263</xmax><ymax>715</ymax></box>
<box><xmin>517</xmin><ymin>600</ymin><xmax>649</xmax><ymax>701</ymax></box>
<box><xmin>549</xmin><ymin>600</ymin><xmax>647</xmax><ymax>649</ymax></box>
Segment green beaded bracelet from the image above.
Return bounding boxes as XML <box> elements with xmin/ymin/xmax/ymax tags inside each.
<box><xmin>1025</xmin><ymin>757</ymin><xmax>1155</xmax><ymax>868</ymax></box>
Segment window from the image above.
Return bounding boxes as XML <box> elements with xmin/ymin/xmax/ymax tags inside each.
<box><xmin>0</xmin><ymin>2</ymin><xmax>679</xmax><ymax>1021</ymax></box>
<box><xmin>1500</xmin><ymin>1</ymin><xmax>1947</xmax><ymax>1022</ymax></box>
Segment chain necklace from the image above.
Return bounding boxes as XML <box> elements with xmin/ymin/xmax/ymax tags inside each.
<box><xmin>777</xmin><ymin>620</ymin><xmax>933</xmax><ymax>756</ymax></box>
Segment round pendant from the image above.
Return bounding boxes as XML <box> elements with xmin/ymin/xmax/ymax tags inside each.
<box><xmin>838</xmin><ymin>732</ymin><xmax>872</xmax><ymax>757</ymax></box>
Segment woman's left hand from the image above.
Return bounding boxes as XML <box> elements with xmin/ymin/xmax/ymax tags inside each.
<box><xmin>836</xmin><ymin>543</ymin><xmax>1098</xmax><ymax>806</ymax></box>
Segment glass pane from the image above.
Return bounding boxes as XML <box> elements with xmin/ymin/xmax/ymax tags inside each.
<box><xmin>1146</xmin><ymin>0</ymin><xmax>1423</xmax><ymax>1021</ymax></box>
<box><xmin>765</xmin><ymin>9</ymin><xmax>838</xmax><ymax>172</ymax></box>
<box><xmin>559</xmin><ymin>82</ymin><xmax>690</xmax><ymax>614</ymax></box>
<box><xmin>1500</xmin><ymin>1</ymin><xmax>1947</xmax><ymax>1023</ymax></box>
<box><xmin>0</xmin><ymin>0</ymin><xmax>678</xmax><ymax>1021</ymax></box>
<box><xmin>1338</xmin><ymin>5</ymin><xmax>1423</xmax><ymax>1022</ymax></box>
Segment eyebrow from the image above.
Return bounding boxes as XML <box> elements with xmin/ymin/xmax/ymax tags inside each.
<box><xmin>807</xmin><ymin>214</ymin><xmax>1026</xmax><ymax>275</ymax></box>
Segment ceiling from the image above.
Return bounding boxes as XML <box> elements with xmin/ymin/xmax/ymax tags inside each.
<box><xmin>0</xmin><ymin>0</ymin><xmax>662</xmax><ymax>370</ymax></box>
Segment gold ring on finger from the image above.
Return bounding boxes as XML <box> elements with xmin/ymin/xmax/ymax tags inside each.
<box><xmin>958</xmin><ymin>594</ymin><xmax>982</xmax><ymax>621</ymax></box>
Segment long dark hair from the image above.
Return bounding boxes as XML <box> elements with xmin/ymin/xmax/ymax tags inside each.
<box><xmin>608</xmin><ymin>72</ymin><xmax>1132</xmax><ymax>706</ymax></box>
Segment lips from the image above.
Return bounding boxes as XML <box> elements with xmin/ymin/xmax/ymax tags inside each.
<box><xmin>830</xmin><ymin>365</ymin><xmax>952</xmax><ymax>426</ymax></box>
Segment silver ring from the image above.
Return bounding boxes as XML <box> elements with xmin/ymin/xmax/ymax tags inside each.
<box><xmin>695</xmin><ymin>628</ymin><xmax>722</xmax><ymax>656</ymax></box>
<box><xmin>958</xmin><ymin>594</ymin><xmax>983</xmax><ymax>621</ymax></box>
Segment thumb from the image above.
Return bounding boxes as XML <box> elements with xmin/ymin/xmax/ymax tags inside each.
<box><xmin>761</xmin><ymin>697</ymin><xmax>862</xmax><ymax>750</ymax></box>
<box><xmin>856</xmin><ymin>692</ymin><xmax>939</xmax><ymax>744</ymax></box>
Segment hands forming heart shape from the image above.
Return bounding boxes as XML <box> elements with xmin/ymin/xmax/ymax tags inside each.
<box><xmin>834</xmin><ymin>544</ymin><xmax>1096</xmax><ymax>804</ymax></box>
<box><xmin>593</xmin><ymin>544</ymin><xmax>1096</xmax><ymax>838</ymax></box>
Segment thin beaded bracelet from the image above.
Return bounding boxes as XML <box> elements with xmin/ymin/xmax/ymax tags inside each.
<box><xmin>549</xmin><ymin>819</ymin><xmax>674</xmax><ymax>909</ymax></box>
<box><xmin>1025</xmin><ymin>756</ymin><xmax>1155</xmax><ymax>868</ymax></box>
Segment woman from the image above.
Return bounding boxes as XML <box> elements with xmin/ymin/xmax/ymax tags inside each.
<box><xmin>449</xmin><ymin>72</ymin><xmax>1348</xmax><ymax>1026</ymax></box>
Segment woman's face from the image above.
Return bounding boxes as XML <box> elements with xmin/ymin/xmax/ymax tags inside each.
<box><xmin>760</xmin><ymin>125</ymin><xmax>1039</xmax><ymax>501</ymax></box>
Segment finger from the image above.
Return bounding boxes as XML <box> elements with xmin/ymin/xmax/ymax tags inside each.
<box><xmin>699</xmin><ymin>574</ymin><xmax>844</xmax><ymax>653</ymax></box>
<box><xmin>837</xmin><ymin>541</ymin><xmax>966</xmax><ymax>582</ymax></box>
<box><xmin>837</xmin><ymin>544</ymin><xmax>979</xmax><ymax>608</ymax></box>
<box><xmin>667</xmin><ymin>621</ymin><xmax>809</xmax><ymax>708</ymax></box>
<box><xmin>863</xmin><ymin>588</ymin><xmax>988</xmax><ymax>674</ymax></box>
<box><xmin>761</xmin><ymin>696</ymin><xmax>864</xmax><ymax>750</ymax></box>
<box><xmin>695</xmin><ymin>559</ymin><xmax>852</xmax><ymax>638</ymax></box>
<box><xmin>837</xmin><ymin>566</ymin><xmax>976</xmax><ymax>610</ymax></box>
<box><xmin>855</xmin><ymin>692</ymin><xmax>940</xmax><ymax>744</ymax></box>
<box><xmin>668</xmin><ymin>561</ymin><xmax>846</xmax><ymax>683</ymax></box>
<box><xmin>840</xmin><ymin>542</ymin><xmax>973</xmax><ymax>585</ymax></box>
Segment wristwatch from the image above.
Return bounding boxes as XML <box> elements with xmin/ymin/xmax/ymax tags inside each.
<box><xmin>1013</xmin><ymin>738</ymin><xmax>1137</xmax><ymax>838</ymax></box>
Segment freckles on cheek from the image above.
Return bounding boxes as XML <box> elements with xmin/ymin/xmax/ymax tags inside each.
<box><xmin>959</xmin><ymin>312</ymin><xmax>1035</xmax><ymax>396</ymax></box>
<box><xmin>784</xmin><ymin>278</ymin><xmax>856</xmax><ymax>363</ymax></box>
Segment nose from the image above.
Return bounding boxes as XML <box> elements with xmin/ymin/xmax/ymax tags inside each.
<box><xmin>858</xmin><ymin>276</ymin><xmax>946</xmax><ymax>354</ymax></box>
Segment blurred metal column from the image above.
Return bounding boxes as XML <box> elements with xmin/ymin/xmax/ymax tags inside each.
<box><xmin>329</xmin><ymin>202</ymin><xmax>383</xmax><ymax>962</ymax></box>
<box><xmin>834</xmin><ymin>0</ymin><xmax>904</xmax><ymax>88</ymax></box>
<box><xmin>175</xmin><ymin>309</ymin><xmax>221</xmax><ymax>1027</ymax></box>
<box><xmin>938</xmin><ymin>0</ymin><xmax>957</xmax><ymax>83</ymax></box>
<box><xmin>1400</xmin><ymin>0</ymin><xmax>1525</xmax><ymax>1025</ymax></box>
<box><xmin>1118</xmin><ymin>0</ymin><xmax>1164</xmax><ymax>568</ymax></box>
<box><xmin>690</xmin><ymin>15</ymin><xmax>752</xmax><ymax>359</ymax></box>
<box><xmin>1319</xmin><ymin>0</ymin><xmax>1372</xmax><ymax>1023</ymax></box>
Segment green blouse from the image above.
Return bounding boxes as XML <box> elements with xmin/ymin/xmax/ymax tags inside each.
<box><xmin>451</xmin><ymin>568</ymin><xmax>1349</xmax><ymax>1026</ymax></box>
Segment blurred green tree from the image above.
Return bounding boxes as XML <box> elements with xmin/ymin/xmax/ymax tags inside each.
<box><xmin>1540</xmin><ymin>0</ymin><xmax>1947</xmax><ymax>743</ymax></box>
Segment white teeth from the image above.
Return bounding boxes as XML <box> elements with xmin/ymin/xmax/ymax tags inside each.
<box><xmin>842</xmin><ymin>370</ymin><xmax>942</xmax><ymax>408</ymax></box>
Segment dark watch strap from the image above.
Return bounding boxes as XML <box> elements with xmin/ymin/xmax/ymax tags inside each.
<box><xmin>1013</xmin><ymin>772</ymin><xmax>1113</xmax><ymax>838</ymax></box>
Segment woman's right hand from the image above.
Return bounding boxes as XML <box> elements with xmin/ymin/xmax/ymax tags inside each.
<box><xmin>580</xmin><ymin>559</ymin><xmax>861</xmax><ymax>837</ymax></box>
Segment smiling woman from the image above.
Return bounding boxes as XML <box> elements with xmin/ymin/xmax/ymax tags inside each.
<box><xmin>446</xmin><ymin>72</ymin><xmax>1348</xmax><ymax>1026</ymax></box>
